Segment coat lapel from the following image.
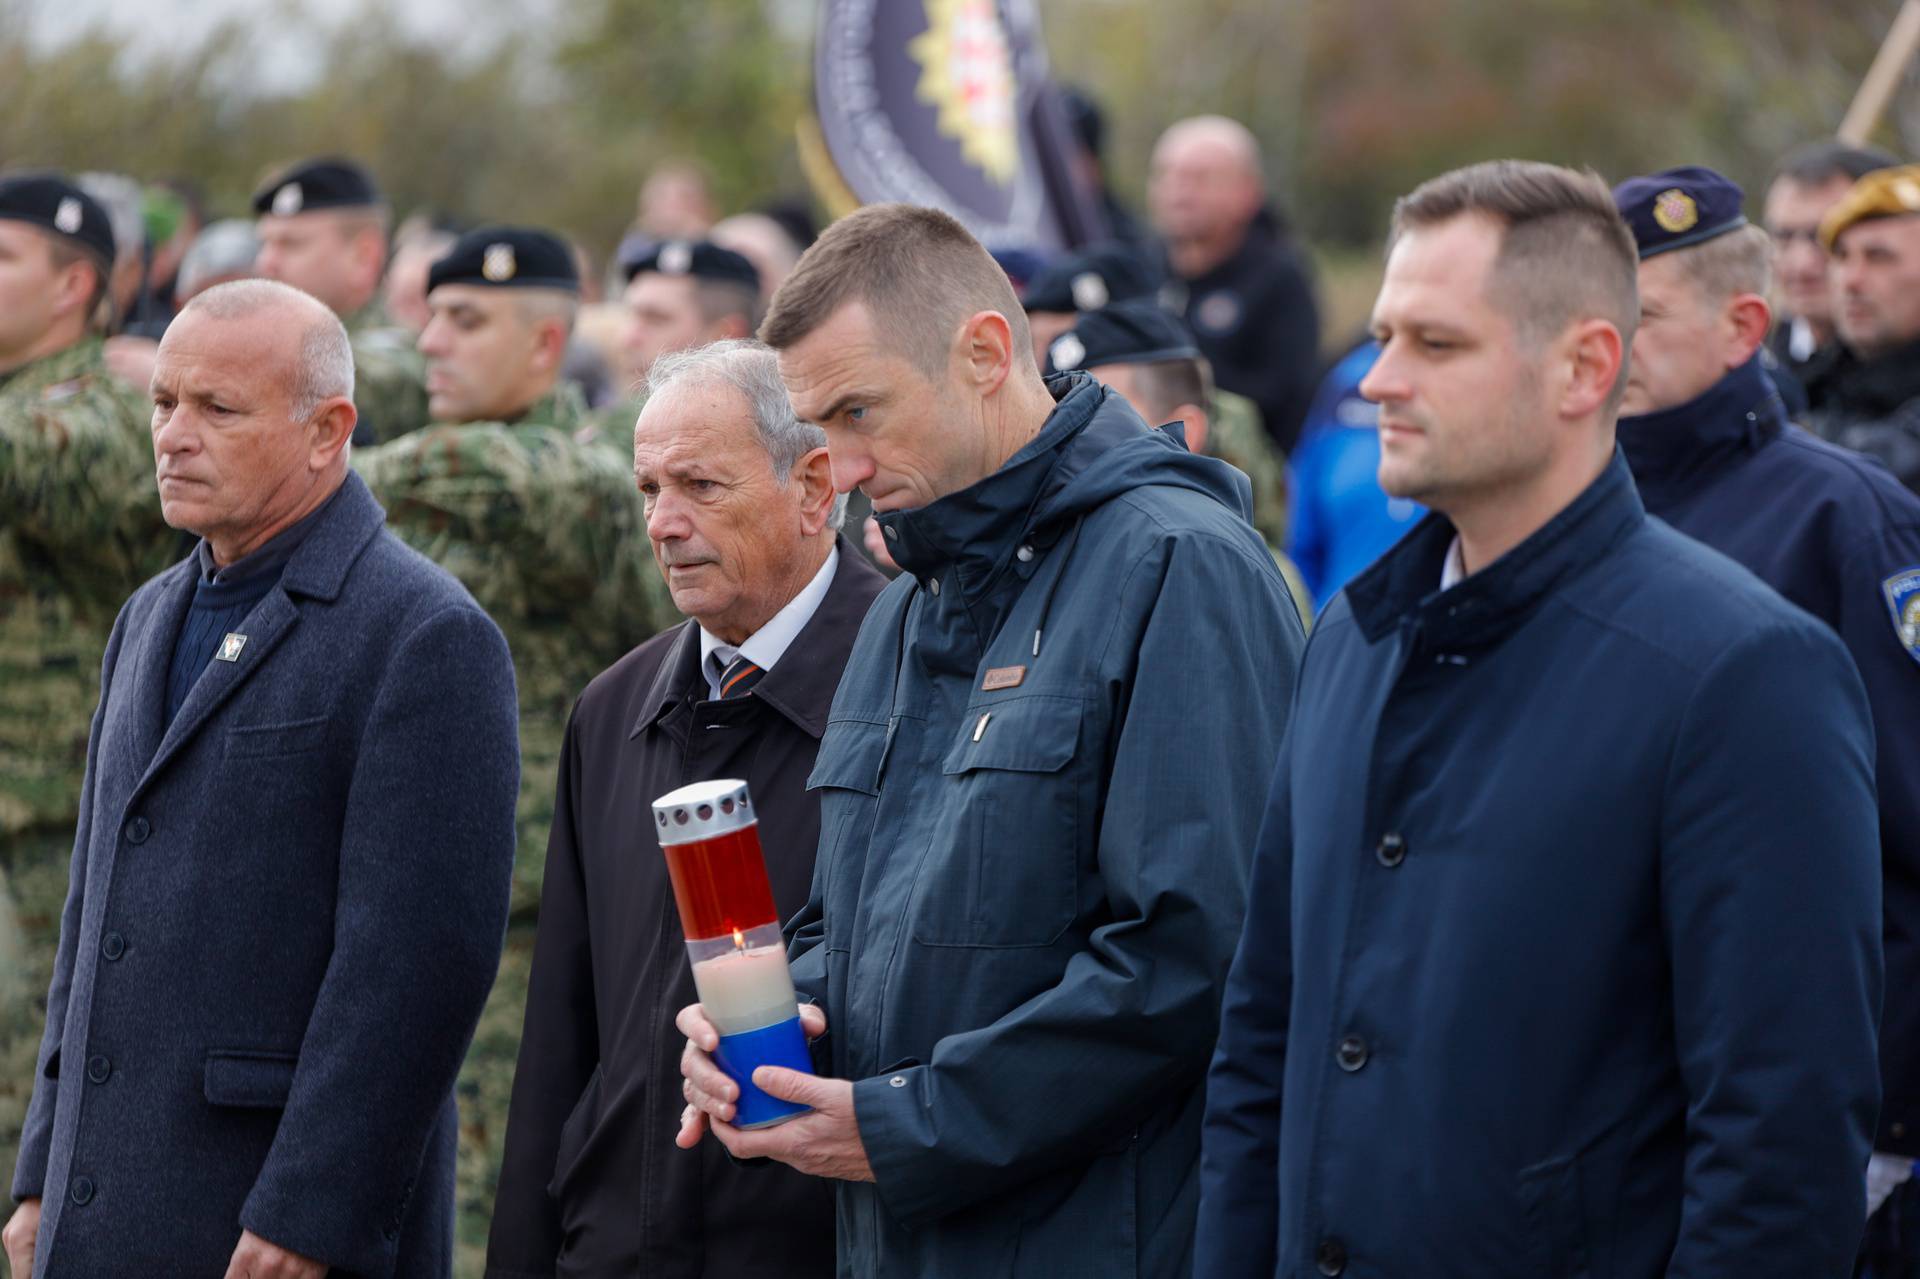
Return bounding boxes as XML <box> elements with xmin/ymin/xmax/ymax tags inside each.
<box><xmin>139</xmin><ymin>589</ymin><xmax>302</xmax><ymax>786</ymax></box>
<box><xmin>117</xmin><ymin>561</ymin><xmax>197</xmax><ymax>780</ymax></box>
<box><xmin>129</xmin><ymin>472</ymin><xmax>388</xmax><ymax>789</ymax></box>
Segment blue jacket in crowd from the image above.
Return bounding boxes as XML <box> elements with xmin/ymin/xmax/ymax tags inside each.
<box><xmin>1198</xmin><ymin>453</ymin><xmax>1882</xmax><ymax>1277</ymax></box>
<box><xmin>1619</xmin><ymin>352</ymin><xmax>1920</xmax><ymax>1160</ymax></box>
<box><xmin>791</xmin><ymin>373</ymin><xmax>1305</xmax><ymax>1277</ymax></box>
<box><xmin>1285</xmin><ymin>340</ymin><xmax>1423</xmax><ymax>607</ymax></box>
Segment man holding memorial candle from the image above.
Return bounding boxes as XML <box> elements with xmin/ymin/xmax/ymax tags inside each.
<box><xmin>676</xmin><ymin>203</ymin><xmax>1306</xmax><ymax>1276</ymax></box>
<box><xmin>485</xmin><ymin>340</ymin><xmax>885</xmax><ymax>1279</ymax></box>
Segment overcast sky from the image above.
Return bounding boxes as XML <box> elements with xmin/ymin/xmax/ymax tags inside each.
<box><xmin>18</xmin><ymin>0</ymin><xmax>561</xmax><ymax>89</ymax></box>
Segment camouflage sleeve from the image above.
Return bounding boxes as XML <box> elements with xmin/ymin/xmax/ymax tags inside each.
<box><xmin>355</xmin><ymin>423</ymin><xmax>674</xmax><ymax>634</ymax></box>
<box><xmin>1209</xmin><ymin>391</ymin><xmax>1292</xmax><ymax>551</ymax></box>
<box><xmin>0</xmin><ymin>379</ymin><xmax>158</xmax><ymax>556</ymax></box>
<box><xmin>350</xmin><ymin>329</ymin><xmax>430</xmax><ymax>445</ymax></box>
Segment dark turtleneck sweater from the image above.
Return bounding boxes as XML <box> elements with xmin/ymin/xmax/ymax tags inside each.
<box><xmin>163</xmin><ymin>484</ymin><xmax>345</xmax><ymax>727</ymax></box>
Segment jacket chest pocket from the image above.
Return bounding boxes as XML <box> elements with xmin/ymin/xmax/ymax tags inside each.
<box><xmin>809</xmin><ymin>718</ymin><xmax>890</xmax><ymax>952</ymax></box>
<box><xmin>914</xmin><ymin>695</ymin><xmax>1082</xmax><ymax>948</ymax></box>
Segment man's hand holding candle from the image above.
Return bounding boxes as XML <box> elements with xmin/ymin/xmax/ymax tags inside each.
<box><xmin>676</xmin><ymin>1001</ymin><xmax>873</xmax><ymax>1182</ymax></box>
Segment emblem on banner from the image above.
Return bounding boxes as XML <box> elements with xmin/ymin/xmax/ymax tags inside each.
<box><xmin>908</xmin><ymin>0</ymin><xmax>1019</xmax><ymax>185</ymax></box>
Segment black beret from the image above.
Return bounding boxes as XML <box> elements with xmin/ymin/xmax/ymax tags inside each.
<box><xmin>620</xmin><ymin>238</ymin><xmax>760</xmax><ymax>290</ymax></box>
<box><xmin>1048</xmin><ymin>299</ymin><xmax>1199</xmax><ymax>375</ymax></box>
<box><xmin>0</xmin><ymin>172</ymin><xmax>115</xmax><ymax>267</ymax></box>
<box><xmin>252</xmin><ymin>158</ymin><xmax>383</xmax><ymax>217</ymax></box>
<box><xmin>427</xmin><ymin>225</ymin><xmax>579</xmax><ymax>294</ymax></box>
<box><xmin>1023</xmin><ymin>241</ymin><xmax>1163</xmax><ymax>314</ymax></box>
<box><xmin>1612</xmin><ymin>166</ymin><xmax>1748</xmax><ymax>259</ymax></box>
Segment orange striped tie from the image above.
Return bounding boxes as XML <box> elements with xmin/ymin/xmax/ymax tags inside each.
<box><xmin>718</xmin><ymin>654</ymin><xmax>764</xmax><ymax>699</ymax></box>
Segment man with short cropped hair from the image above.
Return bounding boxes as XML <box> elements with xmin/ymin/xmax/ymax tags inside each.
<box><xmin>3</xmin><ymin>279</ymin><xmax>518</xmax><ymax>1278</ymax></box>
<box><xmin>676</xmin><ymin>203</ymin><xmax>1305</xmax><ymax>1276</ymax></box>
<box><xmin>1199</xmin><ymin>160</ymin><xmax>1881</xmax><ymax>1277</ymax></box>
<box><xmin>0</xmin><ymin>173</ymin><xmax>175</xmax><ymax>1215</ymax></box>
<box><xmin>1803</xmin><ymin>164</ymin><xmax>1920</xmax><ymax>490</ymax></box>
<box><xmin>1150</xmin><ymin>115</ymin><xmax>1322</xmax><ymax>452</ymax></box>
<box><xmin>1763</xmin><ymin>140</ymin><xmax>1896</xmax><ymax>380</ymax></box>
<box><xmin>1612</xmin><ymin>164</ymin><xmax>1920</xmax><ymax>1254</ymax></box>
<box><xmin>252</xmin><ymin>157</ymin><xmax>428</xmax><ymax>443</ymax></box>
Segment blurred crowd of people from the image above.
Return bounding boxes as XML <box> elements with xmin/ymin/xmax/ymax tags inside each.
<box><xmin>6</xmin><ymin>82</ymin><xmax>1920</xmax><ymax>1279</ymax></box>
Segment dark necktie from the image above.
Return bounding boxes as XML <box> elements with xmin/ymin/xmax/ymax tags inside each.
<box><xmin>717</xmin><ymin>653</ymin><xmax>764</xmax><ymax>700</ymax></box>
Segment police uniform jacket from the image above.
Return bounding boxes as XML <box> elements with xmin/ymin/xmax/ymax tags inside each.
<box><xmin>1198</xmin><ymin>453</ymin><xmax>1882</xmax><ymax>1277</ymax></box>
<box><xmin>1620</xmin><ymin>353</ymin><xmax>1920</xmax><ymax>1158</ymax></box>
<box><xmin>791</xmin><ymin>374</ymin><xmax>1305</xmax><ymax>1277</ymax></box>
<box><xmin>11</xmin><ymin>473</ymin><xmax>519</xmax><ymax>1277</ymax></box>
<box><xmin>484</xmin><ymin>536</ymin><xmax>886</xmax><ymax>1279</ymax></box>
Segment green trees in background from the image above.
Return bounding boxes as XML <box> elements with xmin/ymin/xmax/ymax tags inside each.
<box><xmin>8</xmin><ymin>0</ymin><xmax>1917</xmax><ymax>265</ymax></box>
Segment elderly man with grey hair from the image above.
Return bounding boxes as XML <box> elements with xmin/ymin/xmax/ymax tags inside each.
<box><xmin>3</xmin><ymin>278</ymin><xmax>519</xmax><ymax>1279</ymax></box>
<box><xmin>485</xmin><ymin>338</ymin><xmax>886</xmax><ymax>1279</ymax></box>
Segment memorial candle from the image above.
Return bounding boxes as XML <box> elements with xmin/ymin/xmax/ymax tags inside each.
<box><xmin>654</xmin><ymin>779</ymin><xmax>814</xmax><ymax>1128</ymax></box>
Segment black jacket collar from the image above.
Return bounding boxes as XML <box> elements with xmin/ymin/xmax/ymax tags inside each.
<box><xmin>631</xmin><ymin>534</ymin><xmax>881</xmax><ymax>741</ymax></box>
<box><xmin>1345</xmin><ymin>450</ymin><xmax>1645</xmax><ymax>652</ymax></box>
<box><xmin>1616</xmin><ymin>355</ymin><xmax>1784</xmax><ymax>504</ymax></box>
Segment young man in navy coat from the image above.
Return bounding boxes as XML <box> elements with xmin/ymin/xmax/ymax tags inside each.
<box><xmin>1198</xmin><ymin>161</ymin><xmax>1883</xmax><ymax>1277</ymax></box>
<box><xmin>3</xmin><ymin>280</ymin><xmax>518</xmax><ymax>1278</ymax></box>
<box><xmin>1612</xmin><ymin>165</ymin><xmax>1920</xmax><ymax>1258</ymax></box>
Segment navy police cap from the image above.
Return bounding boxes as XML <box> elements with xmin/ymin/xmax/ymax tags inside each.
<box><xmin>0</xmin><ymin>172</ymin><xmax>116</xmax><ymax>267</ymax></box>
<box><xmin>1024</xmin><ymin>242</ymin><xmax>1162</xmax><ymax>314</ymax></box>
<box><xmin>252</xmin><ymin>158</ymin><xmax>383</xmax><ymax>217</ymax></box>
<box><xmin>1049</xmin><ymin>299</ymin><xmax>1199</xmax><ymax>375</ymax></box>
<box><xmin>621</xmin><ymin>238</ymin><xmax>760</xmax><ymax>290</ymax></box>
<box><xmin>1612</xmin><ymin>165</ymin><xmax>1748</xmax><ymax>259</ymax></box>
<box><xmin>428</xmin><ymin>225</ymin><xmax>579</xmax><ymax>294</ymax></box>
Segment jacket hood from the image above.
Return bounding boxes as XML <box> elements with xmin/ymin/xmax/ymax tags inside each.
<box><xmin>881</xmin><ymin>372</ymin><xmax>1253</xmax><ymax>586</ymax></box>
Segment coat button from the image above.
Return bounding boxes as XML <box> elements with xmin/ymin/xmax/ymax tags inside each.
<box><xmin>1336</xmin><ymin>1035</ymin><xmax>1369</xmax><ymax>1072</ymax></box>
<box><xmin>1016</xmin><ymin>545</ymin><xmax>1034</xmax><ymax>562</ymax></box>
<box><xmin>889</xmin><ymin>1075</ymin><xmax>907</xmax><ymax>1088</ymax></box>
<box><xmin>102</xmin><ymin>932</ymin><xmax>126</xmax><ymax>961</ymax></box>
<box><xmin>1316</xmin><ymin>1238</ymin><xmax>1347</xmax><ymax>1275</ymax></box>
<box><xmin>70</xmin><ymin>1175</ymin><xmax>95</xmax><ymax>1206</ymax></box>
<box><xmin>1894</xmin><ymin>1121</ymin><xmax>1909</xmax><ymax>1140</ymax></box>
<box><xmin>928</xmin><ymin>577</ymin><xmax>941</xmax><ymax>596</ymax></box>
<box><xmin>124</xmin><ymin>816</ymin><xmax>151</xmax><ymax>844</ymax></box>
<box><xmin>1375</xmin><ymin>832</ymin><xmax>1407</xmax><ymax>868</ymax></box>
<box><xmin>883</xmin><ymin>524</ymin><xmax>898</xmax><ymax>540</ymax></box>
<box><xmin>87</xmin><ymin>1055</ymin><xmax>111</xmax><ymax>1084</ymax></box>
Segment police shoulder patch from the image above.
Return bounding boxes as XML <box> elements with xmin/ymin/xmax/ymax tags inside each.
<box><xmin>1884</xmin><ymin>566</ymin><xmax>1920</xmax><ymax>665</ymax></box>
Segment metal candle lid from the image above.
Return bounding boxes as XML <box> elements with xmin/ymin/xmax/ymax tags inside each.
<box><xmin>653</xmin><ymin>778</ymin><xmax>756</xmax><ymax>845</ymax></box>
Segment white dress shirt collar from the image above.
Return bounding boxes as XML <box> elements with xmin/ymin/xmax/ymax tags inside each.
<box><xmin>698</xmin><ymin>544</ymin><xmax>840</xmax><ymax>700</ymax></box>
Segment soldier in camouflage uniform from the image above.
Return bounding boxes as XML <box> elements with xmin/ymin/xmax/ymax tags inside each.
<box><xmin>253</xmin><ymin>157</ymin><xmax>429</xmax><ymax>446</ymax></box>
<box><xmin>348</xmin><ymin>227</ymin><xmax>675</xmax><ymax>1261</ymax></box>
<box><xmin>0</xmin><ymin>174</ymin><xmax>177</xmax><ymax>1219</ymax></box>
<box><xmin>581</xmin><ymin>239</ymin><xmax>764</xmax><ymax>455</ymax></box>
<box><xmin>1050</xmin><ymin>299</ymin><xmax>1313</xmax><ymax>622</ymax></box>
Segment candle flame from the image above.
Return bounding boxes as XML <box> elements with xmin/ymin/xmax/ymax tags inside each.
<box><xmin>733</xmin><ymin>928</ymin><xmax>746</xmax><ymax>950</ymax></box>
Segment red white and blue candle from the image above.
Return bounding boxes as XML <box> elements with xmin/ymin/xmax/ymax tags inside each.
<box><xmin>653</xmin><ymin>778</ymin><xmax>813</xmax><ymax>1129</ymax></box>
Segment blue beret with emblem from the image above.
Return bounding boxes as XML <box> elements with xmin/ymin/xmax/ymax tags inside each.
<box><xmin>427</xmin><ymin>225</ymin><xmax>579</xmax><ymax>294</ymax></box>
<box><xmin>251</xmin><ymin>157</ymin><xmax>383</xmax><ymax>218</ymax></box>
<box><xmin>1048</xmin><ymin>299</ymin><xmax>1199</xmax><ymax>375</ymax></box>
<box><xmin>620</xmin><ymin>238</ymin><xmax>760</xmax><ymax>291</ymax></box>
<box><xmin>1023</xmin><ymin>242</ymin><xmax>1164</xmax><ymax>315</ymax></box>
<box><xmin>0</xmin><ymin>171</ymin><xmax>116</xmax><ymax>268</ymax></box>
<box><xmin>1612</xmin><ymin>165</ymin><xmax>1748</xmax><ymax>260</ymax></box>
